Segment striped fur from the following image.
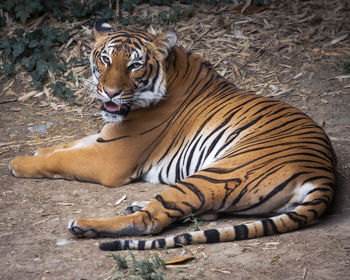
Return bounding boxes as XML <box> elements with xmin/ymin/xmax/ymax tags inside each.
<box><xmin>9</xmin><ymin>22</ymin><xmax>336</xmax><ymax>251</ymax></box>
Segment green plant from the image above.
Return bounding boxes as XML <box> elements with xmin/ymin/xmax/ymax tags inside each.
<box><xmin>110</xmin><ymin>252</ymin><xmax>167</xmax><ymax>280</ymax></box>
<box><xmin>129</xmin><ymin>251</ymin><xmax>167</xmax><ymax>280</ymax></box>
<box><xmin>0</xmin><ymin>0</ymin><xmax>115</xmax><ymax>24</ymax></box>
<box><xmin>0</xmin><ymin>25</ymin><xmax>84</xmax><ymax>102</ymax></box>
<box><xmin>1</xmin><ymin>0</ymin><xmax>43</xmax><ymax>23</ymax></box>
<box><xmin>111</xmin><ymin>253</ymin><xmax>129</xmax><ymax>270</ymax></box>
<box><xmin>183</xmin><ymin>215</ymin><xmax>203</xmax><ymax>231</ymax></box>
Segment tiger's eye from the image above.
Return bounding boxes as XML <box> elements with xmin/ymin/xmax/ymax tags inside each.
<box><xmin>101</xmin><ymin>55</ymin><xmax>111</xmax><ymax>66</ymax></box>
<box><xmin>128</xmin><ymin>62</ymin><xmax>143</xmax><ymax>71</ymax></box>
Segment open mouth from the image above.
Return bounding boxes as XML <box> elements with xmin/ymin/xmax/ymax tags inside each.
<box><xmin>102</xmin><ymin>101</ymin><xmax>130</xmax><ymax>117</ymax></box>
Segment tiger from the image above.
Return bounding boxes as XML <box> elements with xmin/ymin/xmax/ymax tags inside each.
<box><xmin>9</xmin><ymin>19</ymin><xmax>336</xmax><ymax>251</ymax></box>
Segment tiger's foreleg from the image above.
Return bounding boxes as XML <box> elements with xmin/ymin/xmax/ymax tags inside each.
<box><xmin>9</xmin><ymin>125</ymin><xmax>133</xmax><ymax>187</ymax></box>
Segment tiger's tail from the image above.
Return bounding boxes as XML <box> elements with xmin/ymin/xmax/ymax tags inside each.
<box><xmin>99</xmin><ymin>181</ymin><xmax>335</xmax><ymax>251</ymax></box>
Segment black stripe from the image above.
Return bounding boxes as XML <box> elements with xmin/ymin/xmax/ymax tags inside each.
<box><xmin>261</xmin><ymin>218</ymin><xmax>280</xmax><ymax>236</ymax></box>
<box><xmin>138</xmin><ymin>240</ymin><xmax>146</xmax><ymax>250</ymax></box>
<box><xmin>305</xmin><ymin>187</ymin><xmax>332</xmax><ymax>195</ymax></box>
<box><xmin>155</xmin><ymin>195</ymin><xmax>186</xmax><ymax>215</ymax></box>
<box><xmin>170</xmin><ymin>184</ymin><xmax>186</xmax><ymax>194</ymax></box>
<box><xmin>285</xmin><ymin>212</ymin><xmax>307</xmax><ymax>228</ymax></box>
<box><xmin>157</xmin><ymin>238</ymin><xmax>166</xmax><ymax>249</ymax></box>
<box><xmin>97</xmin><ymin>136</ymin><xmax>129</xmax><ymax>143</ymax></box>
<box><xmin>307</xmin><ymin>209</ymin><xmax>319</xmax><ymax>220</ymax></box>
<box><xmin>99</xmin><ymin>240</ymin><xmax>123</xmax><ymax>251</ymax></box>
<box><xmin>204</xmin><ymin>129</ymin><xmax>227</xmax><ymax>159</ymax></box>
<box><xmin>302</xmin><ymin>198</ymin><xmax>329</xmax><ymax>206</ymax></box>
<box><xmin>234</xmin><ymin>224</ymin><xmax>249</xmax><ymax>240</ymax></box>
<box><xmin>186</xmin><ymin>136</ymin><xmax>202</xmax><ymax>176</ymax></box>
<box><xmin>204</xmin><ymin>229</ymin><xmax>220</xmax><ymax>243</ymax></box>
<box><xmin>174</xmin><ymin>233</ymin><xmax>192</xmax><ymax>246</ymax></box>
<box><xmin>179</xmin><ymin>181</ymin><xmax>206</xmax><ymax>211</ymax></box>
<box><xmin>239</xmin><ymin>172</ymin><xmax>309</xmax><ymax>212</ymax></box>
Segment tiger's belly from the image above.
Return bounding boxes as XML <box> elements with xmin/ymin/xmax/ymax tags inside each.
<box><xmin>142</xmin><ymin>130</ymin><xmax>234</xmax><ymax>184</ymax></box>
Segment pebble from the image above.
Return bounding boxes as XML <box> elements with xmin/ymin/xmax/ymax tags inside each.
<box><xmin>56</xmin><ymin>239</ymin><xmax>75</xmax><ymax>246</ymax></box>
<box><xmin>28</xmin><ymin>122</ymin><xmax>54</xmax><ymax>133</ymax></box>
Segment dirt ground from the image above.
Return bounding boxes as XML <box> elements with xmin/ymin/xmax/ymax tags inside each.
<box><xmin>1</xmin><ymin>1</ymin><xmax>350</xmax><ymax>280</ymax></box>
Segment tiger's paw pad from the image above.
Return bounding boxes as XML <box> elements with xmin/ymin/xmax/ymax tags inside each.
<box><xmin>124</xmin><ymin>200</ymin><xmax>150</xmax><ymax>214</ymax></box>
<box><xmin>68</xmin><ymin>220</ymin><xmax>99</xmax><ymax>238</ymax></box>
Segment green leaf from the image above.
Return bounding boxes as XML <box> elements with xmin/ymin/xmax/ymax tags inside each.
<box><xmin>28</xmin><ymin>0</ymin><xmax>43</xmax><ymax>11</ymax></box>
<box><xmin>158</xmin><ymin>10</ymin><xmax>168</xmax><ymax>25</ymax></box>
<box><xmin>2</xmin><ymin>62</ymin><xmax>15</xmax><ymax>76</ymax></box>
<box><xmin>32</xmin><ymin>79</ymin><xmax>42</xmax><ymax>88</ymax></box>
<box><xmin>20</xmin><ymin>57</ymin><xmax>35</xmax><ymax>71</ymax></box>
<box><xmin>72</xmin><ymin>3</ymin><xmax>90</xmax><ymax>19</ymax></box>
<box><xmin>36</xmin><ymin>59</ymin><xmax>49</xmax><ymax>77</ymax></box>
<box><xmin>0</xmin><ymin>38</ymin><xmax>10</xmax><ymax>50</ymax></box>
<box><xmin>15</xmin><ymin>3</ymin><xmax>33</xmax><ymax>23</ymax></box>
<box><xmin>182</xmin><ymin>5</ymin><xmax>194</xmax><ymax>17</ymax></box>
<box><xmin>0</xmin><ymin>16</ymin><xmax>6</xmax><ymax>27</ymax></box>
<box><xmin>28</xmin><ymin>40</ymin><xmax>39</xmax><ymax>48</ymax></box>
<box><xmin>12</xmin><ymin>41</ymin><xmax>26</xmax><ymax>58</ymax></box>
<box><xmin>97</xmin><ymin>7</ymin><xmax>115</xmax><ymax>20</ymax></box>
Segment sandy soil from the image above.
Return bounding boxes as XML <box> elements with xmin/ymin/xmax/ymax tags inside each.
<box><xmin>1</xmin><ymin>1</ymin><xmax>349</xmax><ymax>279</ymax></box>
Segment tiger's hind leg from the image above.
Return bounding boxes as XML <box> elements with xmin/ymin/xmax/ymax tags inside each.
<box><xmin>98</xmin><ymin>179</ymin><xmax>335</xmax><ymax>251</ymax></box>
<box><xmin>68</xmin><ymin>167</ymin><xmax>236</xmax><ymax>238</ymax></box>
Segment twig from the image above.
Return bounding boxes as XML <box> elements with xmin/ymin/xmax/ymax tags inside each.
<box><xmin>241</xmin><ymin>0</ymin><xmax>252</xmax><ymax>15</ymax></box>
<box><xmin>302</xmin><ymin>267</ymin><xmax>307</xmax><ymax>279</ymax></box>
<box><xmin>32</xmin><ymin>219</ymin><xmax>49</xmax><ymax>226</ymax></box>
<box><xmin>324</xmin><ymin>34</ymin><xmax>349</xmax><ymax>48</ymax></box>
<box><xmin>116</xmin><ymin>0</ymin><xmax>121</xmax><ymax>16</ymax></box>
<box><xmin>0</xmin><ymin>97</ymin><xmax>18</xmax><ymax>104</ymax></box>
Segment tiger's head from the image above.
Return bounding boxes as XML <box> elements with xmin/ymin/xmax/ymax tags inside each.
<box><xmin>90</xmin><ymin>20</ymin><xmax>177</xmax><ymax>123</ymax></box>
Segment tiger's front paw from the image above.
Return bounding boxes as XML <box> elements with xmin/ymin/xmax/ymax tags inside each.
<box><xmin>68</xmin><ymin>219</ymin><xmax>100</xmax><ymax>238</ymax></box>
<box><xmin>8</xmin><ymin>156</ymin><xmax>43</xmax><ymax>178</ymax></box>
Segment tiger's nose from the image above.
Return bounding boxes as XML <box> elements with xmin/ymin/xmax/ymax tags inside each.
<box><xmin>104</xmin><ymin>87</ymin><xmax>121</xmax><ymax>98</ymax></box>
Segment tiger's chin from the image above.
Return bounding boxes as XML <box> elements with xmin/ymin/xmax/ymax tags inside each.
<box><xmin>101</xmin><ymin>102</ymin><xmax>130</xmax><ymax>123</ymax></box>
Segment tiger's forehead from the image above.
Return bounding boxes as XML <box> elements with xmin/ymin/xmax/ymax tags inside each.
<box><xmin>101</xmin><ymin>30</ymin><xmax>154</xmax><ymax>55</ymax></box>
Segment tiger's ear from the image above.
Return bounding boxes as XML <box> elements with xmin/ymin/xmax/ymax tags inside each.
<box><xmin>153</xmin><ymin>30</ymin><xmax>177</xmax><ymax>59</ymax></box>
<box><xmin>94</xmin><ymin>19</ymin><xmax>114</xmax><ymax>40</ymax></box>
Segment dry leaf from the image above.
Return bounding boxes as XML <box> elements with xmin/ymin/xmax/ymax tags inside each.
<box><xmin>166</xmin><ymin>256</ymin><xmax>194</xmax><ymax>265</ymax></box>
<box><xmin>114</xmin><ymin>195</ymin><xmax>127</xmax><ymax>205</ymax></box>
<box><xmin>324</xmin><ymin>34</ymin><xmax>348</xmax><ymax>48</ymax></box>
<box><xmin>32</xmin><ymin>219</ymin><xmax>49</xmax><ymax>226</ymax></box>
<box><xmin>57</xmin><ymin>202</ymin><xmax>74</xmax><ymax>206</ymax></box>
<box><xmin>18</xmin><ymin>91</ymin><xmax>40</xmax><ymax>102</ymax></box>
<box><xmin>211</xmin><ymin>268</ymin><xmax>231</xmax><ymax>274</ymax></box>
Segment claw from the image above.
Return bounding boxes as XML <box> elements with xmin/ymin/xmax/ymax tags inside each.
<box><xmin>68</xmin><ymin>220</ymin><xmax>99</xmax><ymax>238</ymax></box>
<box><xmin>8</xmin><ymin>163</ymin><xmax>16</xmax><ymax>177</ymax></box>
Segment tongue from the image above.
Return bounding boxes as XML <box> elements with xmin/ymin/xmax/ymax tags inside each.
<box><xmin>104</xmin><ymin>102</ymin><xmax>120</xmax><ymax>112</ymax></box>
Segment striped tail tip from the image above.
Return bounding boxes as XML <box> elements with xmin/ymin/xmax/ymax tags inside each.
<box><xmin>99</xmin><ymin>239</ymin><xmax>154</xmax><ymax>251</ymax></box>
<box><xmin>99</xmin><ymin>233</ymin><xmax>194</xmax><ymax>251</ymax></box>
<box><xmin>99</xmin><ymin>240</ymin><xmax>126</xmax><ymax>251</ymax></box>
